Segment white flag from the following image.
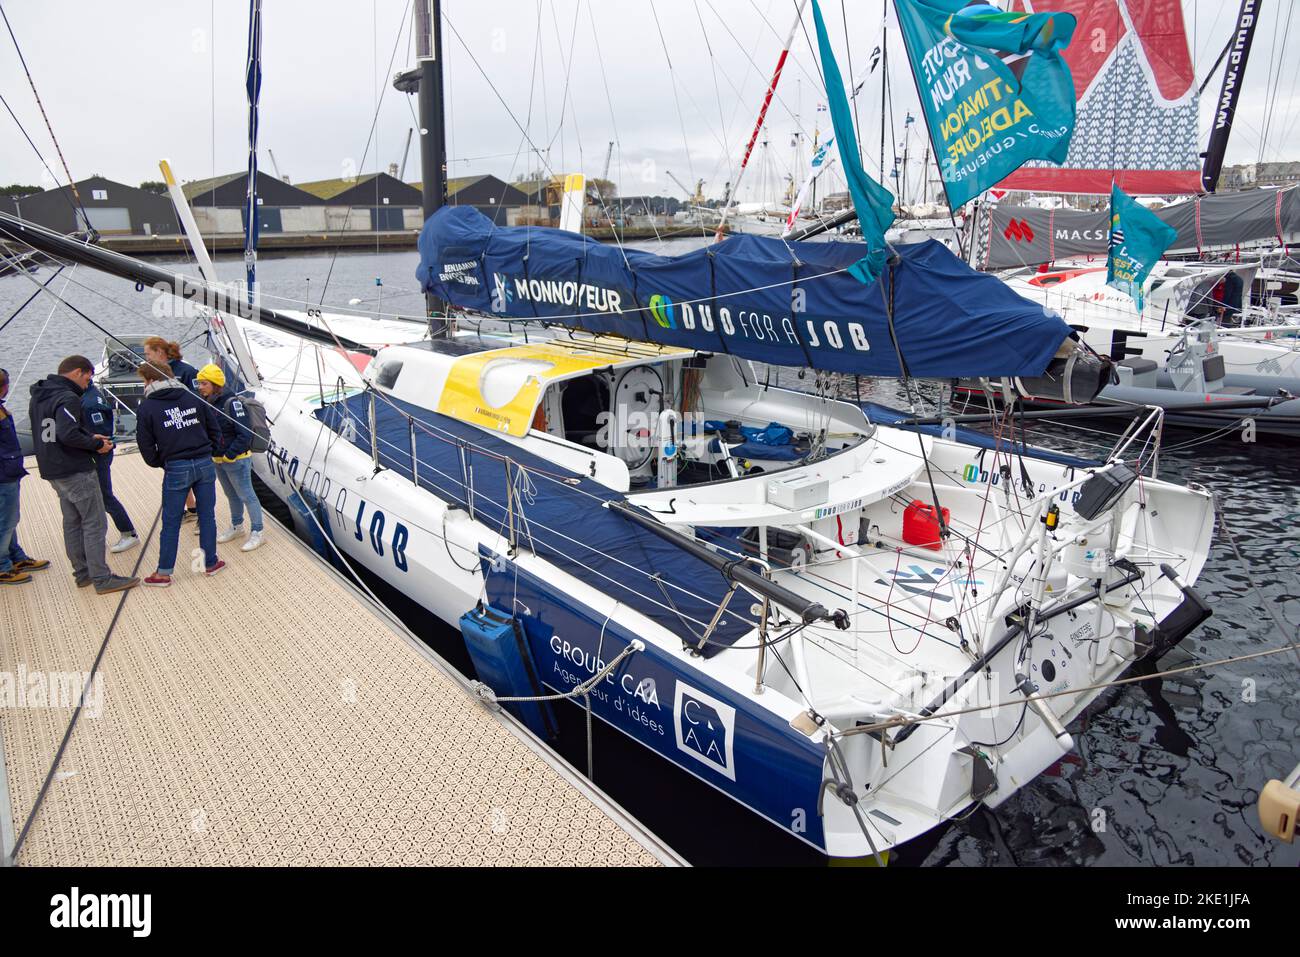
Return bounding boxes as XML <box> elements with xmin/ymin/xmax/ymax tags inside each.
<box><xmin>783</xmin><ymin>135</ymin><xmax>837</xmax><ymax>235</ymax></box>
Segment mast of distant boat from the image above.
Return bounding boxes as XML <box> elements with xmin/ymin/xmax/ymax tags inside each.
<box><xmin>243</xmin><ymin>0</ymin><xmax>262</xmax><ymax>306</ymax></box>
<box><xmin>714</xmin><ymin>0</ymin><xmax>810</xmax><ymax>240</ymax></box>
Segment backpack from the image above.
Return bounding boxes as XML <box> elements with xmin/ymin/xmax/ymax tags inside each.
<box><xmin>237</xmin><ymin>394</ymin><xmax>272</xmax><ymax>452</ymax></box>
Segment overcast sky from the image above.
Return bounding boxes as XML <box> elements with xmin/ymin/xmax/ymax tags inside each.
<box><xmin>1</xmin><ymin>1</ymin><xmax>1296</xmax><ymax>205</ymax></box>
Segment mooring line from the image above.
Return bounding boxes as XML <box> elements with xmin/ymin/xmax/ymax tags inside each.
<box><xmin>7</xmin><ymin>501</ymin><xmax>162</xmax><ymax>865</ymax></box>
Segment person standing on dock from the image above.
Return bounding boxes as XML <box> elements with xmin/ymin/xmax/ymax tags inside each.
<box><xmin>27</xmin><ymin>356</ymin><xmax>138</xmax><ymax>595</ymax></box>
<box><xmin>134</xmin><ymin>361</ymin><xmax>224</xmax><ymax>586</ymax></box>
<box><xmin>0</xmin><ymin>368</ymin><xmax>50</xmax><ymax>586</ymax></box>
<box><xmin>142</xmin><ymin>336</ymin><xmax>200</xmax><ymax>392</ymax></box>
<box><xmin>143</xmin><ymin>336</ymin><xmax>202</xmax><ymax>521</ymax></box>
<box><xmin>80</xmin><ymin>380</ymin><xmax>139</xmax><ymax>555</ymax></box>
<box><xmin>195</xmin><ymin>364</ymin><xmax>264</xmax><ymax>552</ymax></box>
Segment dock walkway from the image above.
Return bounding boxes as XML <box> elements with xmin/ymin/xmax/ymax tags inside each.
<box><xmin>0</xmin><ymin>449</ymin><xmax>678</xmax><ymax>866</ymax></box>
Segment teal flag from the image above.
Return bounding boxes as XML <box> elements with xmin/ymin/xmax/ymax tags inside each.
<box><xmin>811</xmin><ymin>0</ymin><xmax>895</xmax><ymax>284</ymax></box>
<box><xmin>894</xmin><ymin>0</ymin><xmax>1077</xmax><ymax>210</ymax></box>
<box><xmin>1106</xmin><ymin>183</ymin><xmax>1177</xmax><ymax>313</ymax></box>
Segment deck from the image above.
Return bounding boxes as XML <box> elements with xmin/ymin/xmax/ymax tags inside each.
<box><xmin>0</xmin><ymin>449</ymin><xmax>679</xmax><ymax>866</ymax></box>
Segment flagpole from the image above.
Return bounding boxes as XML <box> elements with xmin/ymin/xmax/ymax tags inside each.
<box><xmin>715</xmin><ymin>0</ymin><xmax>810</xmax><ymax>241</ymax></box>
<box><xmin>243</xmin><ymin>0</ymin><xmax>262</xmax><ymax>306</ymax></box>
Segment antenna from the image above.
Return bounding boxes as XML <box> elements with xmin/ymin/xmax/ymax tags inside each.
<box><xmin>398</xmin><ymin>127</ymin><xmax>414</xmax><ymax>182</ymax></box>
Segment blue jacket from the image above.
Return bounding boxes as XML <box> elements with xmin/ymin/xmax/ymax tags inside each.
<box><xmin>136</xmin><ymin>384</ymin><xmax>221</xmax><ymax>468</ymax></box>
<box><xmin>0</xmin><ymin>398</ymin><xmax>27</xmax><ymax>482</ymax></box>
<box><xmin>169</xmin><ymin>358</ymin><xmax>201</xmax><ymax>392</ymax></box>
<box><xmin>80</xmin><ymin>383</ymin><xmax>115</xmax><ymax>437</ymax></box>
<box><xmin>207</xmin><ymin>389</ymin><xmax>253</xmax><ymax>461</ymax></box>
<box><xmin>27</xmin><ymin>374</ymin><xmax>100</xmax><ymax>479</ymax></box>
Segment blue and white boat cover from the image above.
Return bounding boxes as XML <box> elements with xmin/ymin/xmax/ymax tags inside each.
<box><xmin>416</xmin><ymin>206</ymin><xmax>1073</xmax><ymax>379</ymax></box>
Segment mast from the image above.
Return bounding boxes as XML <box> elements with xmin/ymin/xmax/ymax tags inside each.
<box><xmin>879</xmin><ymin>22</ymin><xmax>887</xmax><ymax>186</ymax></box>
<box><xmin>243</xmin><ymin>0</ymin><xmax>262</xmax><ymax>306</ymax></box>
<box><xmin>1202</xmin><ymin>0</ymin><xmax>1263</xmax><ymax>193</ymax></box>
<box><xmin>714</xmin><ymin>0</ymin><xmax>810</xmax><ymax>240</ymax></box>
<box><xmin>415</xmin><ymin>0</ymin><xmax>449</xmax><ymax>336</ymax></box>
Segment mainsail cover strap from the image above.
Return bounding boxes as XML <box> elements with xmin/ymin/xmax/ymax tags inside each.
<box><xmin>789</xmin><ymin>261</ymin><xmax>815</xmax><ymax>370</ymax></box>
<box><xmin>417</xmin><ymin>206</ymin><xmax>1072</xmax><ymax>379</ymax></box>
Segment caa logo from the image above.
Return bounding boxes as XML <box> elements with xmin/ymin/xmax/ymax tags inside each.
<box><xmin>674</xmin><ymin>682</ymin><xmax>736</xmax><ymax>781</ymax></box>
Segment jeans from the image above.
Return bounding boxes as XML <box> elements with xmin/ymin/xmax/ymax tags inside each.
<box><xmin>96</xmin><ymin>451</ymin><xmax>135</xmax><ymax>535</ymax></box>
<box><xmin>49</xmin><ymin>471</ymin><xmax>111</xmax><ymax>584</ymax></box>
<box><xmin>0</xmin><ymin>479</ymin><xmax>32</xmax><ymax>574</ymax></box>
<box><xmin>215</xmin><ymin>456</ymin><xmax>263</xmax><ymax>532</ymax></box>
<box><xmin>157</xmin><ymin>456</ymin><xmax>217</xmax><ymax>575</ymax></box>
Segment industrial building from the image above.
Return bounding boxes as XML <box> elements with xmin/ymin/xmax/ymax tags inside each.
<box><xmin>181</xmin><ymin>171</ymin><xmax>324</xmax><ymax>234</ymax></box>
<box><xmin>7</xmin><ymin>176</ymin><xmax>179</xmax><ymax>236</ymax></box>
<box><xmin>297</xmin><ymin>173</ymin><xmax>422</xmax><ymax>229</ymax></box>
<box><xmin>411</xmin><ymin>174</ymin><xmax>531</xmax><ymax>226</ymax></box>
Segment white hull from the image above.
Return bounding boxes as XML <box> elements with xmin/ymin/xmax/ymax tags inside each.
<box><xmin>216</xmin><ymin>311</ymin><xmax>1215</xmax><ymax>859</ymax></box>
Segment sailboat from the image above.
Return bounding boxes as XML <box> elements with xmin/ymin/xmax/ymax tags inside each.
<box><xmin>878</xmin><ymin>0</ymin><xmax>1300</xmax><ymax>432</ymax></box>
<box><xmin>0</xmin><ymin>0</ymin><xmax>1219</xmax><ymax>860</ymax></box>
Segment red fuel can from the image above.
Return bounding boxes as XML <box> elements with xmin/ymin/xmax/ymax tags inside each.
<box><xmin>903</xmin><ymin>500</ymin><xmax>949</xmax><ymax>550</ymax></box>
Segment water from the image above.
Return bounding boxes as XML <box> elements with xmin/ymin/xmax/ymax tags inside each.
<box><xmin>2</xmin><ymin>246</ymin><xmax>1296</xmax><ymax>866</ymax></box>
<box><xmin>0</xmin><ymin>248</ymin><xmax>429</xmax><ymax>432</ymax></box>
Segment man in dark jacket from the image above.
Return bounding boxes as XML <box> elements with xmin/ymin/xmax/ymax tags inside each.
<box><xmin>81</xmin><ymin>382</ymin><xmax>139</xmax><ymax>554</ymax></box>
<box><xmin>27</xmin><ymin>356</ymin><xmax>138</xmax><ymax>594</ymax></box>
<box><xmin>0</xmin><ymin>367</ymin><xmax>50</xmax><ymax>585</ymax></box>
<box><xmin>135</xmin><ymin>361</ymin><xmax>224</xmax><ymax>586</ymax></box>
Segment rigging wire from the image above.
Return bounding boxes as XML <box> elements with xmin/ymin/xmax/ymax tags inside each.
<box><xmin>0</xmin><ymin>93</ymin><xmax>86</xmax><ymax>229</ymax></box>
<box><xmin>317</xmin><ymin>0</ymin><xmax>413</xmax><ymax>305</ymax></box>
<box><xmin>0</xmin><ymin>1</ymin><xmax>93</xmax><ymax>234</ymax></box>
<box><xmin>649</xmin><ymin>3</ymin><xmax>702</xmax><ymax>207</ymax></box>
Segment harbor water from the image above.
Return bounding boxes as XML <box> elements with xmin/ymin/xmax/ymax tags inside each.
<box><xmin>1</xmin><ymin>245</ymin><xmax>1296</xmax><ymax>866</ymax></box>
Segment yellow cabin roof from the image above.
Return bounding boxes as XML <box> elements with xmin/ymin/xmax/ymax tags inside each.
<box><xmin>433</xmin><ymin>336</ymin><xmax>692</xmax><ymax>438</ymax></box>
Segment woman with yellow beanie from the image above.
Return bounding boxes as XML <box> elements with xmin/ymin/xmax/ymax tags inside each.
<box><xmin>195</xmin><ymin>364</ymin><xmax>264</xmax><ymax>552</ymax></box>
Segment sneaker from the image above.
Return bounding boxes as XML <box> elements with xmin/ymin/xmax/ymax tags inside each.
<box><xmin>182</xmin><ymin>509</ymin><xmax>198</xmax><ymax>524</ymax></box>
<box><xmin>216</xmin><ymin>524</ymin><xmax>245</xmax><ymax>544</ymax></box>
<box><xmin>95</xmin><ymin>575</ymin><xmax>140</xmax><ymax>595</ymax></box>
<box><xmin>240</xmin><ymin>530</ymin><xmax>264</xmax><ymax>552</ymax></box>
<box><xmin>110</xmin><ymin>534</ymin><xmax>140</xmax><ymax>554</ymax></box>
<box><xmin>74</xmin><ymin>574</ymin><xmax>92</xmax><ymax>588</ymax></box>
<box><xmin>0</xmin><ymin>570</ymin><xmax>32</xmax><ymax>585</ymax></box>
<box><xmin>143</xmin><ymin>572</ymin><xmax>172</xmax><ymax>588</ymax></box>
<box><xmin>205</xmin><ymin>560</ymin><xmax>226</xmax><ymax>577</ymax></box>
<box><xmin>13</xmin><ymin>558</ymin><xmax>50</xmax><ymax>572</ymax></box>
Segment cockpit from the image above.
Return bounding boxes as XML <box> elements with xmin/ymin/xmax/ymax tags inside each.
<box><xmin>368</xmin><ymin>332</ymin><xmax>877</xmax><ymax>495</ymax></box>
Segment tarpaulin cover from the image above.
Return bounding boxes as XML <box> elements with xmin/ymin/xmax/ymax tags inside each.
<box><xmin>314</xmin><ymin>391</ymin><xmax>755</xmax><ymax>655</ymax></box>
<box><xmin>417</xmin><ymin>206</ymin><xmax>1072</xmax><ymax>379</ymax></box>
<box><xmin>978</xmin><ymin>188</ymin><xmax>1300</xmax><ymax>270</ymax></box>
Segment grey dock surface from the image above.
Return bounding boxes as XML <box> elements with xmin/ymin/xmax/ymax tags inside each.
<box><xmin>0</xmin><ymin>450</ymin><xmax>680</xmax><ymax>866</ymax></box>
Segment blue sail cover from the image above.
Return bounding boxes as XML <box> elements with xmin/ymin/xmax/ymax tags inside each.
<box><xmin>417</xmin><ymin>206</ymin><xmax>1072</xmax><ymax>379</ymax></box>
